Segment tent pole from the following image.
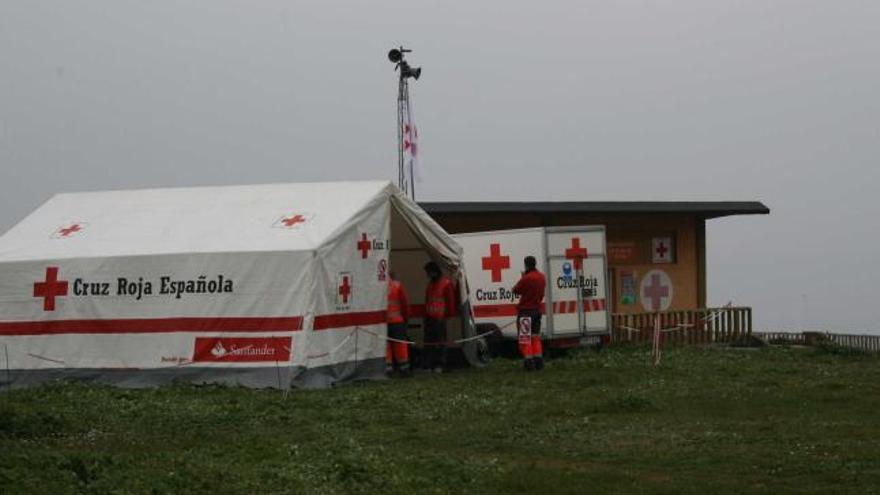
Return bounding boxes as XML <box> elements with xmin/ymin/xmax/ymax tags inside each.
<box><xmin>354</xmin><ymin>327</ymin><xmax>360</xmax><ymax>372</ymax></box>
<box><xmin>405</xmin><ymin>80</ymin><xmax>415</xmax><ymax>201</ymax></box>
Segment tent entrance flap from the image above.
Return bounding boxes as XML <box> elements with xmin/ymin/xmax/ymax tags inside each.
<box><xmin>388</xmin><ymin>201</ymin><xmax>481</xmax><ymax>366</ymax></box>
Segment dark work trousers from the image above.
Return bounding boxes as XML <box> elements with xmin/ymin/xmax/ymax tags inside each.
<box><xmin>422</xmin><ymin>318</ymin><xmax>448</xmax><ymax>369</ymax></box>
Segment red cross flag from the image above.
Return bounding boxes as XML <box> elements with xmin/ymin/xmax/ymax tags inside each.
<box><xmin>402</xmin><ymin>98</ymin><xmax>422</xmax><ymax>184</ymax></box>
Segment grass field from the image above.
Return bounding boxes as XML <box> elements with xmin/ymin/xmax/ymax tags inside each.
<box><xmin>2</xmin><ymin>344</ymin><xmax>880</xmax><ymax>494</ymax></box>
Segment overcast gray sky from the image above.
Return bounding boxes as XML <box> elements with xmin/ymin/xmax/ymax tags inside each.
<box><xmin>1</xmin><ymin>1</ymin><xmax>878</xmax><ymax>332</ymax></box>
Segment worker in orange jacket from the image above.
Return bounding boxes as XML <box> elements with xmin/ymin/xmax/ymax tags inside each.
<box><xmin>422</xmin><ymin>261</ymin><xmax>456</xmax><ymax>373</ymax></box>
<box><xmin>386</xmin><ymin>272</ymin><xmax>412</xmax><ymax>377</ymax></box>
<box><xmin>512</xmin><ymin>255</ymin><xmax>547</xmax><ymax>371</ymax></box>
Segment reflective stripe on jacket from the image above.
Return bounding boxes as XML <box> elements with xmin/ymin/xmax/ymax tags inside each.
<box><xmin>425</xmin><ymin>276</ymin><xmax>455</xmax><ymax>319</ymax></box>
<box><xmin>387</xmin><ymin>279</ymin><xmax>409</xmax><ymax>324</ymax></box>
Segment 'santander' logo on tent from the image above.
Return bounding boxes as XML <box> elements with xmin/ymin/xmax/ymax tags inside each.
<box><xmin>192</xmin><ymin>337</ymin><xmax>292</xmax><ymax>362</ymax></box>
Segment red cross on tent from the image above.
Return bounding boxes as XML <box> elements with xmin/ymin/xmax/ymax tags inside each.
<box><xmin>338</xmin><ymin>275</ymin><xmax>352</xmax><ymax>304</ymax></box>
<box><xmin>273</xmin><ymin>212</ymin><xmax>314</xmax><ymax>230</ymax></box>
<box><xmin>643</xmin><ymin>273</ymin><xmax>670</xmax><ymax>311</ymax></box>
<box><xmin>281</xmin><ymin>215</ymin><xmax>306</xmax><ymax>228</ymax></box>
<box><xmin>357</xmin><ymin>233</ymin><xmax>372</xmax><ymax>259</ymax></box>
<box><xmin>58</xmin><ymin>224</ymin><xmax>82</xmax><ymax>237</ymax></box>
<box><xmin>481</xmin><ymin>243</ymin><xmax>510</xmax><ymax>283</ymax></box>
<box><xmin>565</xmin><ymin>237</ymin><xmax>588</xmax><ymax>270</ymax></box>
<box><xmin>33</xmin><ymin>266</ymin><xmax>69</xmax><ymax>311</ymax></box>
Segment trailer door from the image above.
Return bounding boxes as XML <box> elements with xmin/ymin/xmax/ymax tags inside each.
<box><xmin>545</xmin><ymin>227</ymin><xmax>609</xmax><ymax>339</ymax></box>
<box><xmin>453</xmin><ymin>228</ymin><xmax>545</xmax><ymax>339</ymax></box>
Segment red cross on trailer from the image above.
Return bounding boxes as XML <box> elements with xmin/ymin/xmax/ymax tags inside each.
<box><xmin>58</xmin><ymin>224</ymin><xmax>82</xmax><ymax>237</ymax></box>
<box><xmin>643</xmin><ymin>273</ymin><xmax>670</xmax><ymax>311</ymax></box>
<box><xmin>357</xmin><ymin>233</ymin><xmax>372</xmax><ymax>259</ymax></box>
<box><xmin>338</xmin><ymin>276</ymin><xmax>352</xmax><ymax>304</ymax></box>
<box><xmin>33</xmin><ymin>267</ymin><xmax>69</xmax><ymax>311</ymax></box>
<box><xmin>281</xmin><ymin>215</ymin><xmax>306</xmax><ymax>227</ymax></box>
<box><xmin>481</xmin><ymin>243</ymin><xmax>510</xmax><ymax>283</ymax></box>
<box><xmin>565</xmin><ymin>237</ymin><xmax>588</xmax><ymax>270</ymax></box>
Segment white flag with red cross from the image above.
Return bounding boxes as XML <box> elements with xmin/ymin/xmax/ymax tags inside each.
<box><xmin>402</xmin><ymin>98</ymin><xmax>422</xmax><ymax>183</ymax></box>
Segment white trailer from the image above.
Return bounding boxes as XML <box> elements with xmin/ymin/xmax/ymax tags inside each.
<box><xmin>453</xmin><ymin>226</ymin><xmax>610</xmax><ymax>347</ymax></box>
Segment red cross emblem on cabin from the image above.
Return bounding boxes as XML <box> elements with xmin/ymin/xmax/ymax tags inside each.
<box><xmin>357</xmin><ymin>233</ymin><xmax>372</xmax><ymax>259</ymax></box>
<box><xmin>337</xmin><ymin>273</ymin><xmax>353</xmax><ymax>306</ymax></box>
<box><xmin>33</xmin><ymin>267</ymin><xmax>69</xmax><ymax>311</ymax></box>
<box><xmin>481</xmin><ymin>243</ymin><xmax>510</xmax><ymax>283</ymax></box>
<box><xmin>652</xmin><ymin>236</ymin><xmax>672</xmax><ymax>263</ymax></box>
<box><xmin>565</xmin><ymin>237</ymin><xmax>588</xmax><ymax>270</ymax></box>
<box><xmin>640</xmin><ymin>269</ymin><xmax>673</xmax><ymax>312</ymax></box>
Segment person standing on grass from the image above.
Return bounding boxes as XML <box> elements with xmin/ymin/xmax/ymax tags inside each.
<box><xmin>422</xmin><ymin>261</ymin><xmax>456</xmax><ymax>373</ymax></box>
<box><xmin>385</xmin><ymin>272</ymin><xmax>412</xmax><ymax>377</ymax></box>
<box><xmin>512</xmin><ymin>255</ymin><xmax>547</xmax><ymax>371</ymax></box>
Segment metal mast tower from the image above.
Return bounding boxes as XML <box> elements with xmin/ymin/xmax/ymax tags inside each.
<box><xmin>388</xmin><ymin>47</ymin><xmax>421</xmax><ymax>200</ymax></box>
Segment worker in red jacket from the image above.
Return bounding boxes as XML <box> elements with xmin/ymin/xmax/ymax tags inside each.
<box><xmin>386</xmin><ymin>272</ymin><xmax>412</xmax><ymax>377</ymax></box>
<box><xmin>422</xmin><ymin>261</ymin><xmax>456</xmax><ymax>373</ymax></box>
<box><xmin>512</xmin><ymin>255</ymin><xmax>547</xmax><ymax>371</ymax></box>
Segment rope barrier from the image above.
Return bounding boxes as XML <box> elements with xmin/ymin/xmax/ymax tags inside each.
<box><xmin>453</xmin><ymin>330</ymin><xmax>498</xmax><ymax>344</ymax></box>
<box><xmin>26</xmin><ymin>353</ymin><xmax>65</xmax><ymax>365</ymax></box>
<box><xmin>615</xmin><ymin>301</ymin><xmax>734</xmax><ymax>335</ymax></box>
<box><xmin>355</xmin><ymin>326</ymin><xmax>497</xmax><ymax>347</ymax></box>
<box><xmin>356</xmin><ymin>326</ymin><xmax>415</xmax><ymax>345</ymax></box>
<box><xmin>304</xmin><ymin>328</ymin><xmax>358</xmax><ymax>360</ymax></box>
<box><xmin>613</xmin><ymin>302</ymin><xmax>738</xmax><ymax>366</ymax></box>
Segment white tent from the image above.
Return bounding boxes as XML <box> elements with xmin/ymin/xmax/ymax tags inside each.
<box><xmin>0</xmin><ymin>180</ymin><xmax>473</xmax><ymax>389</ymax></box>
